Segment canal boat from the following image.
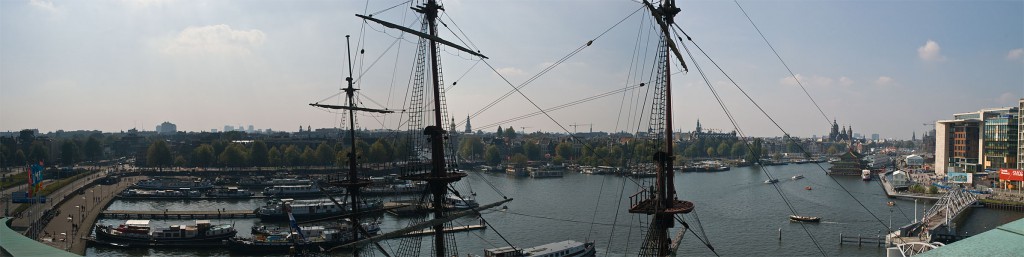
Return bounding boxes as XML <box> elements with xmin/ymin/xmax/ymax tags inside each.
<box><xmin>134</xmin><ymin>178</ymin><xmax>214</xmax><ymax>190</ymax></box>
<box><xmin>206</xmin><ymin>186</ymin><xmax>255</xmax><ymax>198</ymax></box>
<box><xmin>263</xmin><ymin>184</ymin><xmax>343</xmax><ymax>198</ymax></box>
<box><xmin>251</xmin><ymin>219</ymin><xmax>381</xmax><ymax>236</ymax></box>
<box><xmin>788</xmin><ymin>215</ymin><xmax>821</xmax><ymax>222</ymax></box>
<box><xmin>484</xmin><ymin>240</ymin><xmax>596</xmax><ymax>257</ymax></box>
<box><xmin>94</xmin><ymin>219</ymin><xmax>236</xmax><ymax>244</ymax></box>
<box><xmin>227</xmin><ymin>225</ymin><xmax>368</xmax><ymax>254</ymax></box>
<box><xmin>445</xmin><ymin>195</ymin><xmax>479</xmax><ymax>210</ymax></box>
<box><xmin>256</xmin><ymin>198</ymin><xmax>383</xmax><ymax>221</ymax></box>
<box><xmin>764</xmin><ymin>178</ymin><xmax>780</xmax><ymax>184</ymax></box>
<box><xmin>117</xmin><ymin>188</ymin><xmax>202</xmax><ymax>199</ymax></box>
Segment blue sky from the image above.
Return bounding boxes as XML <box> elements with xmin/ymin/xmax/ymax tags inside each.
<box><xmin>1</xmin><ymin>0</ymin><xmax>1021</xmax><ymax>139</ymax></box>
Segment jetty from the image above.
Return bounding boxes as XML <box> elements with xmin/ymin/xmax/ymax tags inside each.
<box><xmin>99</xmin><ymin>210</ymin><xmax>256</xmax><ymax>219</ymax></box>
<box><xmin>878</xmin><ymin>174</ymin><xmax>941</xmax><ymax>200</ymax></box>
<box><xmin>398</xmin><ymin>224</ymin><xmax>486</xmax><ymax>238</ymax></box>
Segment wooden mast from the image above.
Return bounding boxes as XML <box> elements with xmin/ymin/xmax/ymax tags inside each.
<box><xmin>630</xmin><ymin>0</ymin><xmax>693</xmax><ymax>256</ymax></box>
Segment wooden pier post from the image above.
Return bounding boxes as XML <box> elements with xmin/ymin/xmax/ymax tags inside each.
<box><xmin>839</xmin><ymin>233</ymin><xmax>843</xmax><ymax>245</ymax></box>
<box><xmin>778</xmin><ymin>228</ymin><xmax>782</xmax><ymax>241</ymax></box>
<box><xmin>858</xmin><ymin>234</ymin><xmax>862</xmax><ymax>246</ymax></box>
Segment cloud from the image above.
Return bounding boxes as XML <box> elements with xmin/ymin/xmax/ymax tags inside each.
<box><xmin>1007</xmin><ymin>48</ymin><xmax>1024</xmax><ymax>61</ymax></box>
<box><xmin>874</xmin><ymin>76</ymin><xmax>895</xmax><ymax>87</ymax></box>
<box><xmin>496</xmin><ymin>67</ymin><xmax>525</xmax><ymax>77</ymax></box>
<box><xmin>120</xmin><ymin>0</ymin><xmax>176</xmax><ymax>8</ymax></box>
<box><xmin>29</xmin><ymin>0</ymin><xmax>57</xmax><ymax>12</ymax></box>
<box><xmin>997</xmin><ymin>92</ymin><xmax>1018</xmax><ymax>105</ymax></box>
<box><xmin>917</xmin><ymin>40</ymin><xmax>945</xmax><ymax>62</ymax></box>
<box><xmin>779</xmin><ymin>74</ymin><xmax>853</xmax><ymax>88</ymax></box>
<box><xmin>161</xmin><ymin>24</ymin><xmax>266</xmax><ymax>56</ymax></box>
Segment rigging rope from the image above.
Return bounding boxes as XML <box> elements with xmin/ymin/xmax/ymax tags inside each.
<box><xmin>674</xmin><ymin>28</ymin><xmax>827</xmax><ymax>256</ymax></box>
<box><xmin>672</xmin><ymin>24</ymin><xmax>910</xmax><ymax>246</ymax></box>
<box><xmin>733</xmin><ymin>0</ymin><xmax>832</xmax><ymax>126</ymax></box>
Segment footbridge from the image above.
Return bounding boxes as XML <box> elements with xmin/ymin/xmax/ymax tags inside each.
<box><xmin>885</xmin><ymin>189</ymin><xmax>978</xmax><ymax>256</ymax></box>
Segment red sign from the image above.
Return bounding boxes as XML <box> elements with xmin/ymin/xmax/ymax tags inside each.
<box><xmin>999</xmin><ymin>168</ymin><xmax>1024</xmax><ymax>182</ymax></box>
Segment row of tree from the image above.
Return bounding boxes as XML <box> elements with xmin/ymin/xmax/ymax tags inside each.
<box><xmin>0</xmin><ymin>137</ymin><xmax>104</xmax><ymax>168</ymax></box>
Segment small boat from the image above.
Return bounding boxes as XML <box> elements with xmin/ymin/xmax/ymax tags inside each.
<box><xmin>789</xmin><ymin>215</ymin><xmax>821</xmax><ymax>222</ymax></box>
<box><xmin>445</xmin><ymin>195</ymin><xmax>480</xmax><ymax>210</ymax></box>
<box><xmin>861</xmin><ymin>170</ymin><xmax>872</xmax><ymax>181</ymax></box>
<box><xmin>764</xmin><ymin>179</ymin><xmax>779</xmax><ymax>184</ymax></box>
<box><xmin>792</xmin><ymin>175</ymin><xmax>804</xmax><ymax>180</ymax></box>
<box><xmin>805</xmin><ymin>186</ymin><xmax>812</xmax><ymax>190</ymax></box>
<box><xmin>485</xmin><ymin>240</ymin><xmax>596</xmax><ymax>257</ymax></box>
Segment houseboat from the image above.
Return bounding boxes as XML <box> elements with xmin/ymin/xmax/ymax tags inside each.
<box><xmin>256</xmin><ymin>198</ymin><xmax>383</xmax><ymax>221</ymax></box>
<box><xmin>263</xmin><ymin>184</ymin><xmax>343</xmax><ymax>198</ymax></box>
<box><xmin>94</xmin><ymin>220</ymin><xmax>236</xmax><ymax>245</ymax></box>
<box><xmin>134</xmin><ymin>178</ymin><xmax>213</xmax><ymax>190</ymax></box>
<box><xmin>207</xmin><ymin>187</ymin><xmax>255</xmax><ymax>198</ymax></box>
<box><xmin>117</xmin><ymin>189</ymin><xmax>202</xmax><ymax>199</ymax></box>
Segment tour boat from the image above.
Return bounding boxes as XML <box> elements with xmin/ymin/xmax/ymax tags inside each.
<box><xmin>94</xmin><ymin>219</ymin><xmax>236</xmax><ymax>244</ymax></box>
<box><xmin>485</xmin><ymin>240</ymin><xmax>596</xmax><ymax>257</ymax></box>
<box><xmin>134</xmin><ymin>178</ymin><xmax>213</xmax><ymax>190</ymax></box>
<box><xmin>445</xmin><ymin>195</ymin><xmax>479</xmax><ymax>210</ymax></box>
<box><xmin>788</xmin><ymin>215</ymin><xmax>821</xmax><ymax>222</ymax></box>
<box><xmin>256</xmin><ymin>198</ymin><xmax>383</xmax><ymax>221</ymax></box>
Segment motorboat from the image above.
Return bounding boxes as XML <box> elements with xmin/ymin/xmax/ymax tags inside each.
<box><xmin>789</xmin><ymin>215</ymin><xmax>821</xmax><ymax>222</ymax></box>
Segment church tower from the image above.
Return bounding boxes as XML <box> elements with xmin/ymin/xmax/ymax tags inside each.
<box><xmin>464</xmin><ymin>115</ymin><xmax>472</xmax><ymax>133</ymax></box>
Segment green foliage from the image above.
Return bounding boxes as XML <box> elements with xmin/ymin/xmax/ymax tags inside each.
<box><xmin>523</xmin><ymin>141</ymin><xmax>542</xmax><ymax>161</ymax></box>
<box><xmin>60</xmin><ymin>140</ymin><xmax>81</xmax><ymax>166</ymax></box>
<box><xmin>146</xmin><ymin>140</ymin><xmax>173</xmax><ymax>168</ymax></box>
<box><xmin>300</xmin><ymin>146</ymin><xmax>316</xmax><ymax>166</ymax></box>
<box><xmin>315</xmin><ymin>142</ymin><xmax>335</xmax><ymax>166</ymax></box>
<box><xmin>730</xmin><ymin>141</ymin><xmax>746</xmax><ymax>157</ymax></box>
<box><xmin>191</xmin><ymin>144</ymin><xmax>216</xmax><ymax>167</ymax></box>
<box><xmin>927</xmin><ymin>185</ymin><xmax>939</xmax><ymax>194</ymax></box>
<box><xmin>284</xmin><ymin>145</ymin><xmax>301</xmax><ymax>166</ymax></box>
<box><xmin>250</xmin><ymin>141</ymin><xmax>270</xmax><ymax>167</ymax></box>
<box><xmin>484</xmin><ymin>145</ymin><xmax>501</xmax><ymax>165</ymax></box>
<box><xmin>83</xmin><ymin>137</ymin><xmax>102</xmax><ymax>161</ymax></box>
<box><xmin>218</xmin><ymin>143</ymin><xmax>248</xmax><ymax>167</ymax></box>
<box><xmin>268</xmin><ymin>147</ymin><xmax>282</xmax><ymax>167</ymax></box>
<box><xmin>555</xmin><ymin>141</ymin><xmax>574</xmax><ymax>160</ymax></box>
<box><xmin>458</xmin><ymin>136</ymin><xmax>485</xmax><ymax>161</ymax></box>
<box><xmin>28</xmin><ymin>141</ymin><xmax>48</xmax><ymax>163</ymax></box>
<box><xmin>368</xmin><ymin>140</ymin><xmax>389</xmax><ymax>163</ymax></box>
<box><xmin>510</xmin><ymin>153</ymin><xmax>528</xmax><ymax>165</ymax></box>
<box><xmin>505</xmin><ymin>127</ymin><xmax>517</xmax><ymax>139</ymax></box>
<box><xmin>716</xmin><ymin>142</ymin><xmax>730</xmax><ymax>157</ymax></box>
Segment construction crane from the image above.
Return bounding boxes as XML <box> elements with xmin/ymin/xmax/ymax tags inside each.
<box><xmin>569</xmin><ymin>123</ymin><xmax>593</xmax><ymax>134</ymax></box>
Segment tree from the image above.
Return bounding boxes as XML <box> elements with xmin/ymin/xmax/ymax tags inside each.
<box><xmin>284</xmin><ymin>145</ymin><xmax>301</xmax><ymax>166</ymax></box>
<box><xmin>505</xmin><ymin>127</ymin><xmax>517</xmax><ymax>139</ymax></box>
<box><xmin>13</xmin><ymin>149</ymin><xmax>27</xmax><ymax>166</ymax></box>
<box><xmin>173</xmin><ymin>156</ymin><xmax>187</xmax><ymax>167</ymax></box>
<box><xmin>60</xmin><ymin>140</ymin><xmax>81</xmax><ymax>166</ymax></box>
<box><xmin>746</xmin><ymin>138</ymin><xmax>763</xmax><ymax>161</ymax></box>
<box><xmin>250</xmin><ymin>141</ymin><xmax>270</xmax><ymax>167</ymax></box>
<box><xmin>191</xmin><ymin>144</ymin><xmax>216</xmax><ymax>168</ymax></box>
<box><xmin>706</xmin><ymin>147</ymin><xmax>716</xmax><ymax>158</ymax></box>
<box><xmin>268</xmin><ymin>147</ymin><xmax>282</xmax><ymax>167</ymax></box>
<box><xmin>218</xmin><ymin>143</ymin><xmax>248</xmax><ymax>167</ymax></box>
<box><xmin>367</xmin><ymin>140</ymin><xmax>389</xmax><ymax>163</ymax></box>
<box><xmin>83</xmin><ymin>136</ymin><xmax>102</xmax><ymax>161</ymax></box>
<box><xmin>28</xmin><ymin>141</ymin><xmax>48</xmax><ymax>164</ymax></box>
<box><xmin>497</xmin><ymin>126</ymin><xmax>504</xmax><ymax>136</ymax></box>
<box><xmin>458</xmin><ymin>136</ymin><xmax>485</xmax><ymax>160</ymax></box>
<box><xmin>315</xmin><ymin>142</ymin><xmax>335</xmax><ymax>166</ymax></box>
<box><xmin>555</xmin><ymin>141</ymin><xmax>574</xmax><ymax>160</ymax></box>
<box><xmin>510</xmin><ymin>153</ymin><xmax>528</xmax><ymax>165</ymax></box>
<box><xmin>716</xmin><ymin>142</ymin><xmax>730</xmax><ymax>158</ymax></box>
<box><xmin>523</xmin><ymin>141</ymin><xmax>541</xmax><ymax>160</ymax></box>
<box><xmin>484</xmin><ymin>145</ymin><xmax>501</xmax><ymax>165</ymax></box>
<box><xmin>300</xmin><ymin>146</ymin><xmax>316</xmax><ymax>166</ymax></box>
<box><xmin>146</xmin><ymin>140</ymin><xmax>173</xmax><ymax>169</ymax></box>
<box><xmin>730</xmin><ymin>141</ymin><xmax>746</xmax><ymax>157</ymax></box>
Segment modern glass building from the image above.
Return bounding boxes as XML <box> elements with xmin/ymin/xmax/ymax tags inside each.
<box><xmin>936</xmin><ymin>106</ymin><xmax>1019</xmax><ymax>175</ymax></box>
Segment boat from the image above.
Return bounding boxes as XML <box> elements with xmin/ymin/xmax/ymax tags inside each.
<box><xmin>861</xmin><ymin>169</ymin><xmax>872</xmax><ymax>181</ymax></box>
<box><xmin>117</xmin><ymin>188</ymin><xmax>202</xmax><ymax>199</ymax></box>
<box><xmin>237</xmin><ymin>177</ymin><xmax>314</xmax><ymax>188</ymax></box>
<box><xmin>228</xmin><ymin>221</ymin><xmax>381</xmax><ymax>254</ymax></box>
<box><xmin>133</xmin><ymin>178</ymin><xmax>213</xmax><ymax>190</ymax></box>
<box><xmin>764</xmin><ymin>179</ymin><xmax>780</xmax><ymax>184</ymax></box>
<box><xmin>94</xmin><ymin>219</ymin><xmax>236</xmax><ymax>244</ymax></box>
<box><xmin>789</xmin><ymin>215</ymin><xmax>821</xmax><ymax>222</ymax></box>
<box><xmin>805</xmin><ymin>186</ymin><xmax>813</xmax><ymax>190</ymax></box>
<box><xmin>484</xmin><ymin>240</ymin><xmax>596</xmax><ymax>257</ymax></box>
<box><xmin>263</xmin><ymin>184</ymin><xmax>343</xmax><ymax>198</ymax></box>
<box><xmin>206</xmin><ymin>187</ymin><xmax>255</xmax><ymax>198</ymax></box>
<box><xmin>529</xmin><ymin>167</ymin><xmax>565</xmax><ymax>178</ymax></box>
<box><xmin>445</xmin><ymin>195</ymin><xmax>479</xmax><ymax>210</ymax></box>
<box><xmin>792</xmin><ymin>175</ymin><xmax>804</xmax><ymax>180</ymax></box>
<box><xmin>363</xmin><ymin>182</ymin><xmax>427</xmax><ymax>196</ymax></box>
<box><xmin>255</xmin><ymin>198</ymin><xmax>383</xmax><ymax>221</ymax></box>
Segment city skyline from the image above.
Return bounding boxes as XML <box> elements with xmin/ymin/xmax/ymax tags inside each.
<box><xmin>1</xmin><ymin>0</ymin><xmax>1021</xmax><ymax>139</ymax></box>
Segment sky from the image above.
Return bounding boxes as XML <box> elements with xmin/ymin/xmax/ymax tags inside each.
<box><xmin>1</xmin><ymin>0</ymin><xmax>1022</xmax><ymax>139</ymax></box>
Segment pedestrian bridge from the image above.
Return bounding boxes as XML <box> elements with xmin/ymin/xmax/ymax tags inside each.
<box><xmin>886</xmin><ymin>188</ymin><xmax>978</xmax><ymax>251</ymax></box>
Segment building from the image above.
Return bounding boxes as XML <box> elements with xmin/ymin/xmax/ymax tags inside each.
<box><xmin>1019</xmin><ymin>98</ymin><xmax>1023</xmax><ymax>169</ymax></box>
<box><xmin>464</xmin><ymin>115</ymin><xmax>472</xmax><ymax>134</ymax></box>
<box><xmin>827</xmin><ymin>149</ymin><xmax>867</xmax><ymax>176</ymax></box>
<box><xmin>155</xmin><ymin>121</ymin><xmax>177</xmax><ymax>134</ymax></box>
<box><xmin>935</xmin><ymin>106</ymin><xmax>1019</xmax><ymax>175</ymax></box>
<box><xmin>872</xmin><ymin>133</ymin><xmax>880</xmax><ymax>141</ymax></box>
<box><xmin>827</xmin><ymin>120</ymin><xmax>854</xmax><ymax>142</ymax></box>
<box><xmin>688</xmin><ymin>119</ymin><xmax>737</xmax><ymax>140</ymax></box>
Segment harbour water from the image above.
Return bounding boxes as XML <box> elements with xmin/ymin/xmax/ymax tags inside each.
<box><xmin>85</xmin><ymin>163</ymin><xmax>1023</xmax><ymax>256</ymax></box>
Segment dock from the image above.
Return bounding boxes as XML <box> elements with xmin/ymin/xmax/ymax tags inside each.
<box><xmin>398</xmin><ymin>224</ymin><xmax>486</xmax><ymax>238</ymax></box>
<box><xmin>839</xmin><ymin>233</ymin><xmax>885</xmax><ymax>247</ymax></box>
<box><xmin>99</xmin><ymin>210</ymin><xmax>256</xmax><ymax>219</ymax></box>
<box><xmin>878</xmin><ymin>174</ymin><xmax>941</xmax><ymax>200</ymax></box>
<box><xmin>84</xmin><ymin>237</ymin><xmax>225</xmax><ymax>248</ymax></box>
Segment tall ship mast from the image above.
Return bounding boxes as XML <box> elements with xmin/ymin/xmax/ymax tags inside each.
<box><xmin>329</xmin><ymin>0</ymin><xmax>511</xmax><ymax>256</ymax></box>
<box><xmin>628</xmin><ymin>0</ymin><xmax>695</xmax><ymax>256</ymax></box>
<box><xmin>310</xmin><ymin>35</ymin><xmax>393</xmax><ymax>256</ymax></box>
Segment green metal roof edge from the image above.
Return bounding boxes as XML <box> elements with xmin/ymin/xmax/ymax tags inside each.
<box><xmin>919</xmin><ymin>217</ymin><xmax>1024</xmax><ymax>257</ymax></box>
<box><xmin>1</xmin><ymin>217</ymin><xmax>81</xmax><ymax>257</ymax></box>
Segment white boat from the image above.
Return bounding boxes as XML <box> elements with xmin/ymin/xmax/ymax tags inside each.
<box><xmin>861</xmin><ymin>169</ymin><xmax>872</xmax><ymax>181</ymax></box>
<box><xmin>764</xmin><ymin>179</ymin><xmax>780</xmax><ymax>184</ymax></box>
<box><xmin>118</xmin><ymin>188</ymin><xmax>202</xmax><ymax>199</ymax></box>
<box><xmin>485</xmin><ymin>240</ymin><xmax>596</xmax><ymax>257</ymax></box>
<box><xmin>445</xmin><ymin>195</ymin><xmax>479</xmax><ymax>209</ymax></box>
<box><xmin>792</xmin><ymin>175</ymin><xmax>804</xmax><ymax>180</ymax></box>
<box><xmin>256</xmin><ymin>198</ymin><xmax>382</xmax><ymax>221</ymax></box>
<box><xmin>263</xmin><ymin>184</ymin><xmax>342</xmax><ymax>197</ymax></box>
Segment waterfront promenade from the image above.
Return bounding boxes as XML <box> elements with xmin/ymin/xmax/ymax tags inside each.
<box><xmin>36</xmin><ymin>176</ymin><xmax>141</xmax><ymax>255</ymax></box>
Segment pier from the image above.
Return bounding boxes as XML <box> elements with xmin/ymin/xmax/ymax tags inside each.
<box><xmin>878</xmin><ymin>174</ymin><xmax>941</xmax><ymax>200</ymax></box>
<box><xmin>99</xmin><ymin>209</ymin><xmax>256</xmax><ymax>219</ymax></box>
<box><xmin>839</xmin><ymin>233</ymin><xmax>885</xmax><ymax>247</ymax></box>
<box><xmin>398</xmin><ymin>224</ymin><xmax>486</xmax><ymax>237</ymax></box>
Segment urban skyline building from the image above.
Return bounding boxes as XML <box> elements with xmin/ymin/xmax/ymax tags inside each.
<box><xmin>155</xmin><ymin>121</ymin><xmax>176</xmax><ymax>134</ymax></box>
<box><xmin>936</xmin><ymin>106</ymin><xmax>1019</xmax><ymax>175</ymax></box>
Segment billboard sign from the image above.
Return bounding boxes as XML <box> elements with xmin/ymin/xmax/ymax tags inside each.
<box><xmin>999</xmin><ymin>168</ymin><xmax>1024</xmax><ymax>182</ymax></box>
<box><xmin>947</xmin><ymin>172</ymin><xmax>973</xmax><ymax>184</ymax></box>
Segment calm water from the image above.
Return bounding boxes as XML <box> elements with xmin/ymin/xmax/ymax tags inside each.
<box><xmin>85</xmin><ymin>163</ymin><xmax>1023</xmax><ymax>256</ymax></box>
